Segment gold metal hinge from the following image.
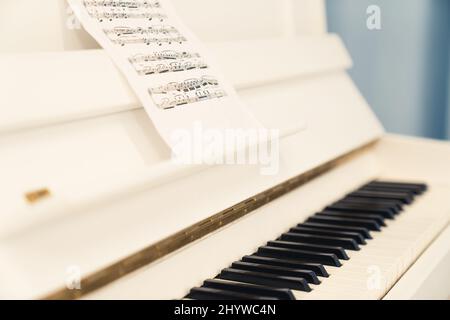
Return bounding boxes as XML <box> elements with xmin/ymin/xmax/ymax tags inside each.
<box><xmin>25</xmin><ymin>188</ymin><xmax>51</xmax><ymax>204</ymax></box>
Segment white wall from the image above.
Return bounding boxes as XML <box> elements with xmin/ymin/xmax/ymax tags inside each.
<box><xmin>0</xmin><ymin>0</ymin><xmax>64</xmax><ymax>53</ymax></box>
<box><xmin>0</xmin><ymin>0</ymin><xmax>326</xmax><ymax>53</ymax></box>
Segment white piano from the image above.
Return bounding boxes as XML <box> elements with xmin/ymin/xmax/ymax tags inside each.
<box><xmin>0</xmin><ymin>0</ymin><xmax>449</xmax><ymax>300</ymax></box>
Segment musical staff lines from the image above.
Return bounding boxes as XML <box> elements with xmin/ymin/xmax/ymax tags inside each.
<box><xmin>133</xmin><ymin>59</ymin><xmax>208</xmax><ymax>75</ymax></box>
<box><xmin>150</xmin><ymin>76</ymin><xmax>219</xmax><ymax>94</ymax></box>
<box><xmin>110</xmin><ymin>35</ymin><xmax>185</xmax><ymax>46</ymax></box>
<box><xmin>85</xmin><ymin>0</ymin><xmax>165</xmax><ymax>22</ymax></box>
<box><xmin>88</xmin><ymin>10</ymin><xmax>166</xmax><ymax>21</ymax></box>
<box><xmin>83</xmin><ymin>0</ymin><xmax>161</xmax><ymax>9</ymax></box>
<box><xmin>76</xmin><ymin>0</ymin><xmax>231</xmax><ymax>112</ymax></box>
<box><xmin>104</xmin><ymin>25</ymin><xmax>178</xmax><ymax>36</ymax></box>
<box><xmin>105</xmin><ymin>24</ymin><xmax>185</xmax><ymax>46</ymax></box>
<box><xmin>128</xmin><ymin>51</ymin><xmax>201</xmax><ymax>63</ymax></box>
<box><xmin>149</xmin><ymin>76</ymin><xmax>227</xmax><ymax>110</ymax></box>
<box><xmin>129</xmin><ymin>50</ymin><xmax>208</xmax><ymax>75</ymax></box>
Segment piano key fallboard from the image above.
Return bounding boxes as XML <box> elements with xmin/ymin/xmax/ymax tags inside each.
<box><xmin>186</xmin><ymin>181</ymin><xmax>428</xmax><ymax>300</ymax></box>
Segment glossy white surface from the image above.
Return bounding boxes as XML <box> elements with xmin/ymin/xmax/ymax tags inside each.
<box><xmin>0</xmin><ymin>0</ymin><xmax>448</xmax><ymax>300</ymax></box>
<box><xmin>384</xmin><ymin>224</ymin><xmax>450</xmax><ymax>300</ymax></box>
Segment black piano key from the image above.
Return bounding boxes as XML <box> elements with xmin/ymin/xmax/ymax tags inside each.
<box><xmin>300</xmin><ymin>222</ymin><xmax>372</xmax><ymax>239</ymax></box>
<box><xmin>328</xmin><ymin>201</ymin><xmax>397</xmax><ymax>213</ymax></box>
<box><xmin>361</xmin><ymin>185</ymin><xmax>416</xmax><ymax>197</ymax></box>
<box><xmin>231</xmin><ymin>261</ymin><xmax>320</xmax><ymax>284</ymax></box>
<box><xmin>218</xmin><ymin>268</ymin><xmax>312</xmax><ymax>292</ymax></box>
<box><xmin>341</xmin><ymin>196</ymin><xmax>404</xmax><ymax>212</ymax></box>
<box><xmin>326</xmin><ymin>203</ymin><xmax>396</xmax><ymax>217</ymax></box>
<box><xmin>290</xmin><ymin>226</ymin><xmax>366</xmax><ymax>245</ymax></box>
<box><xmin>187</xmin><ymin>287</ymin><xmax>278</xmax><ymax>300</ymax></box>
<box><xmin>349</xmin><ymin>190</ymin><xmax>413</xmax><ymax>204</ymax></box>
<box><xmin>203</xmin><ymin>279</ymin><xmax>296</xmax><ymax>300</ymax></box>
<box><xmin>336</xmin><ymin>198</ymin><xmax>402</xmax><ymax>213</ymax></box>
<box><xmin>257</xmin><ymin>246</ymin><xmax>342</xmax><ymax>267</ymax></box>
<box><xmin>267</xmin><ymin>240</ymin><xmax>349</xmax><ymax>260</ymax></box>
<box><xmin>316</xmin><ymin>211</ymin><xmax>386</xmax><ymax>226</ymax></box>
<box><xmin>306</xmin><ymin>215</ymin><xmax>381</xmax><ymax>231</ymax></box>
<box><xmin>243</xmin><ymin>255</ymin><xmax>329</xmax><ymax>277</ymax></box>
<box><xmin>367</xmin><ymin>181</ymin><xmax>427</xmax><ymax>194</ymax></box>
<box><xmin>325</xmin><ymin>204</ymin><xmax>395</xmax><ymax>219</ymax></box>
<box><xmin>184</xmin><ymin>180</ymin><xmax>429</xmax><ymax>300</ymax></box>
<box><xmin>368</xmin><ymin>180</ymin><xmax>427</xmax><ymax>188</ymax></box>
<box><xmin>279</xmin><ymin>232</ymin><xmax>360</xmax><ymax>251</ymax></box>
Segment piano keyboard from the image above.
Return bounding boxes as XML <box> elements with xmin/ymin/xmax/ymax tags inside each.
<box><xmin>185</xmin><ymin>180</ymin><xmax>428</xmax><ymax>300</ymax></box>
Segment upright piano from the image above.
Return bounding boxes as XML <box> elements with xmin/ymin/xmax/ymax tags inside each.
<box><xmin>0</xmin><ymin>0</ymin><xmax>449</xmax><ymax>300</ymax></box>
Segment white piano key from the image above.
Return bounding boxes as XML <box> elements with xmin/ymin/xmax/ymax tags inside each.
<box><xmin>298</xmin><ymin>187</ymin><xmax>450</xmax><ymax>300</ymax></box>
<box><xmin>79</xmin><ymin>181</ymin><xmax>449</xmax><ymax>300</ymax></box>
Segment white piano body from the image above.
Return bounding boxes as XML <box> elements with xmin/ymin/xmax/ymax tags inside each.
<box><xmin>0</xmin><ymin>0</ymin><xmax>449</xmax><ymax>300</ymax></box>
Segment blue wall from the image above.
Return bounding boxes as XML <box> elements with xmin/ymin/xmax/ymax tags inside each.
<box><xmin>448</xmin><ymin>42</ymin><xmax>450</xmax><ymax>138</ymax></box>
<box><xmin>327</xmin><ymin>0</ymin><xmax>450</xmax><ymax>140</ymax></box>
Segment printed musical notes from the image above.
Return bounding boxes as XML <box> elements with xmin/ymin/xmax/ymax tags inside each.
<box><xmin>71</xmin><ymin>0</ymin><xmax>230</xmax><ymax>110</ymax></box>
<box><xmin>105</xmin><ymin>24</ymin><xmax>183</xmax><ymax>47</ymax></box>
<box><xmin>68</xmin><ymin>0</ymin><xmax>262</xmax><ymax>149</ymax></box>
<box><xmin>150</xmin><ymin>76</ymin><xmax>219</xmax><ymax>94</ymax></box>
<box><xmin>110</xmin><ymin>35</ymin><xmax>186</xmax><ymax>46</ymax></box>
<box><xmin>104</xmin><ymin>25</ymin><xmax>178</xmax><ymax>36</ymax></box>
<box><xmin>149</xmin><ymin>76</ymin><xmax>226</xmax><ymax>110</ymax></box>
<box><xmin>83</xmin><ymin>0</ymin><xmax>161</xmax><ymax>9</ymax></box>
<box><xmin>128</xmin><ymin>50</ymin><xmax>201</xmax><ymax>63</ymax></box>
<box><xmin>85</xmin><ymin>0</ymin><xmax>165</xmax><ymax>22</ymax></box>
<box><xmin>132</xmin><ymin>59</ymin><xmax>207</xmax><ymax>75</ymax></box>
<box><xmin>88</xmin><ymin>10</ymin><xmax>166</xmax><ymax>22</ymax></box>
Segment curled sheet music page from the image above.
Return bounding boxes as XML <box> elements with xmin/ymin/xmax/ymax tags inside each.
<box><xmin>68</xmin><ymin>0</ymin><xmax>264</xmax><ymax>160</ymax></box>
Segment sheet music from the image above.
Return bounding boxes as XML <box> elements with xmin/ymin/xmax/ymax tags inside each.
<box><xmin>68</xmin><ymin>0</ymin><xmax>263</xmax><ymax>154</ymax></box>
